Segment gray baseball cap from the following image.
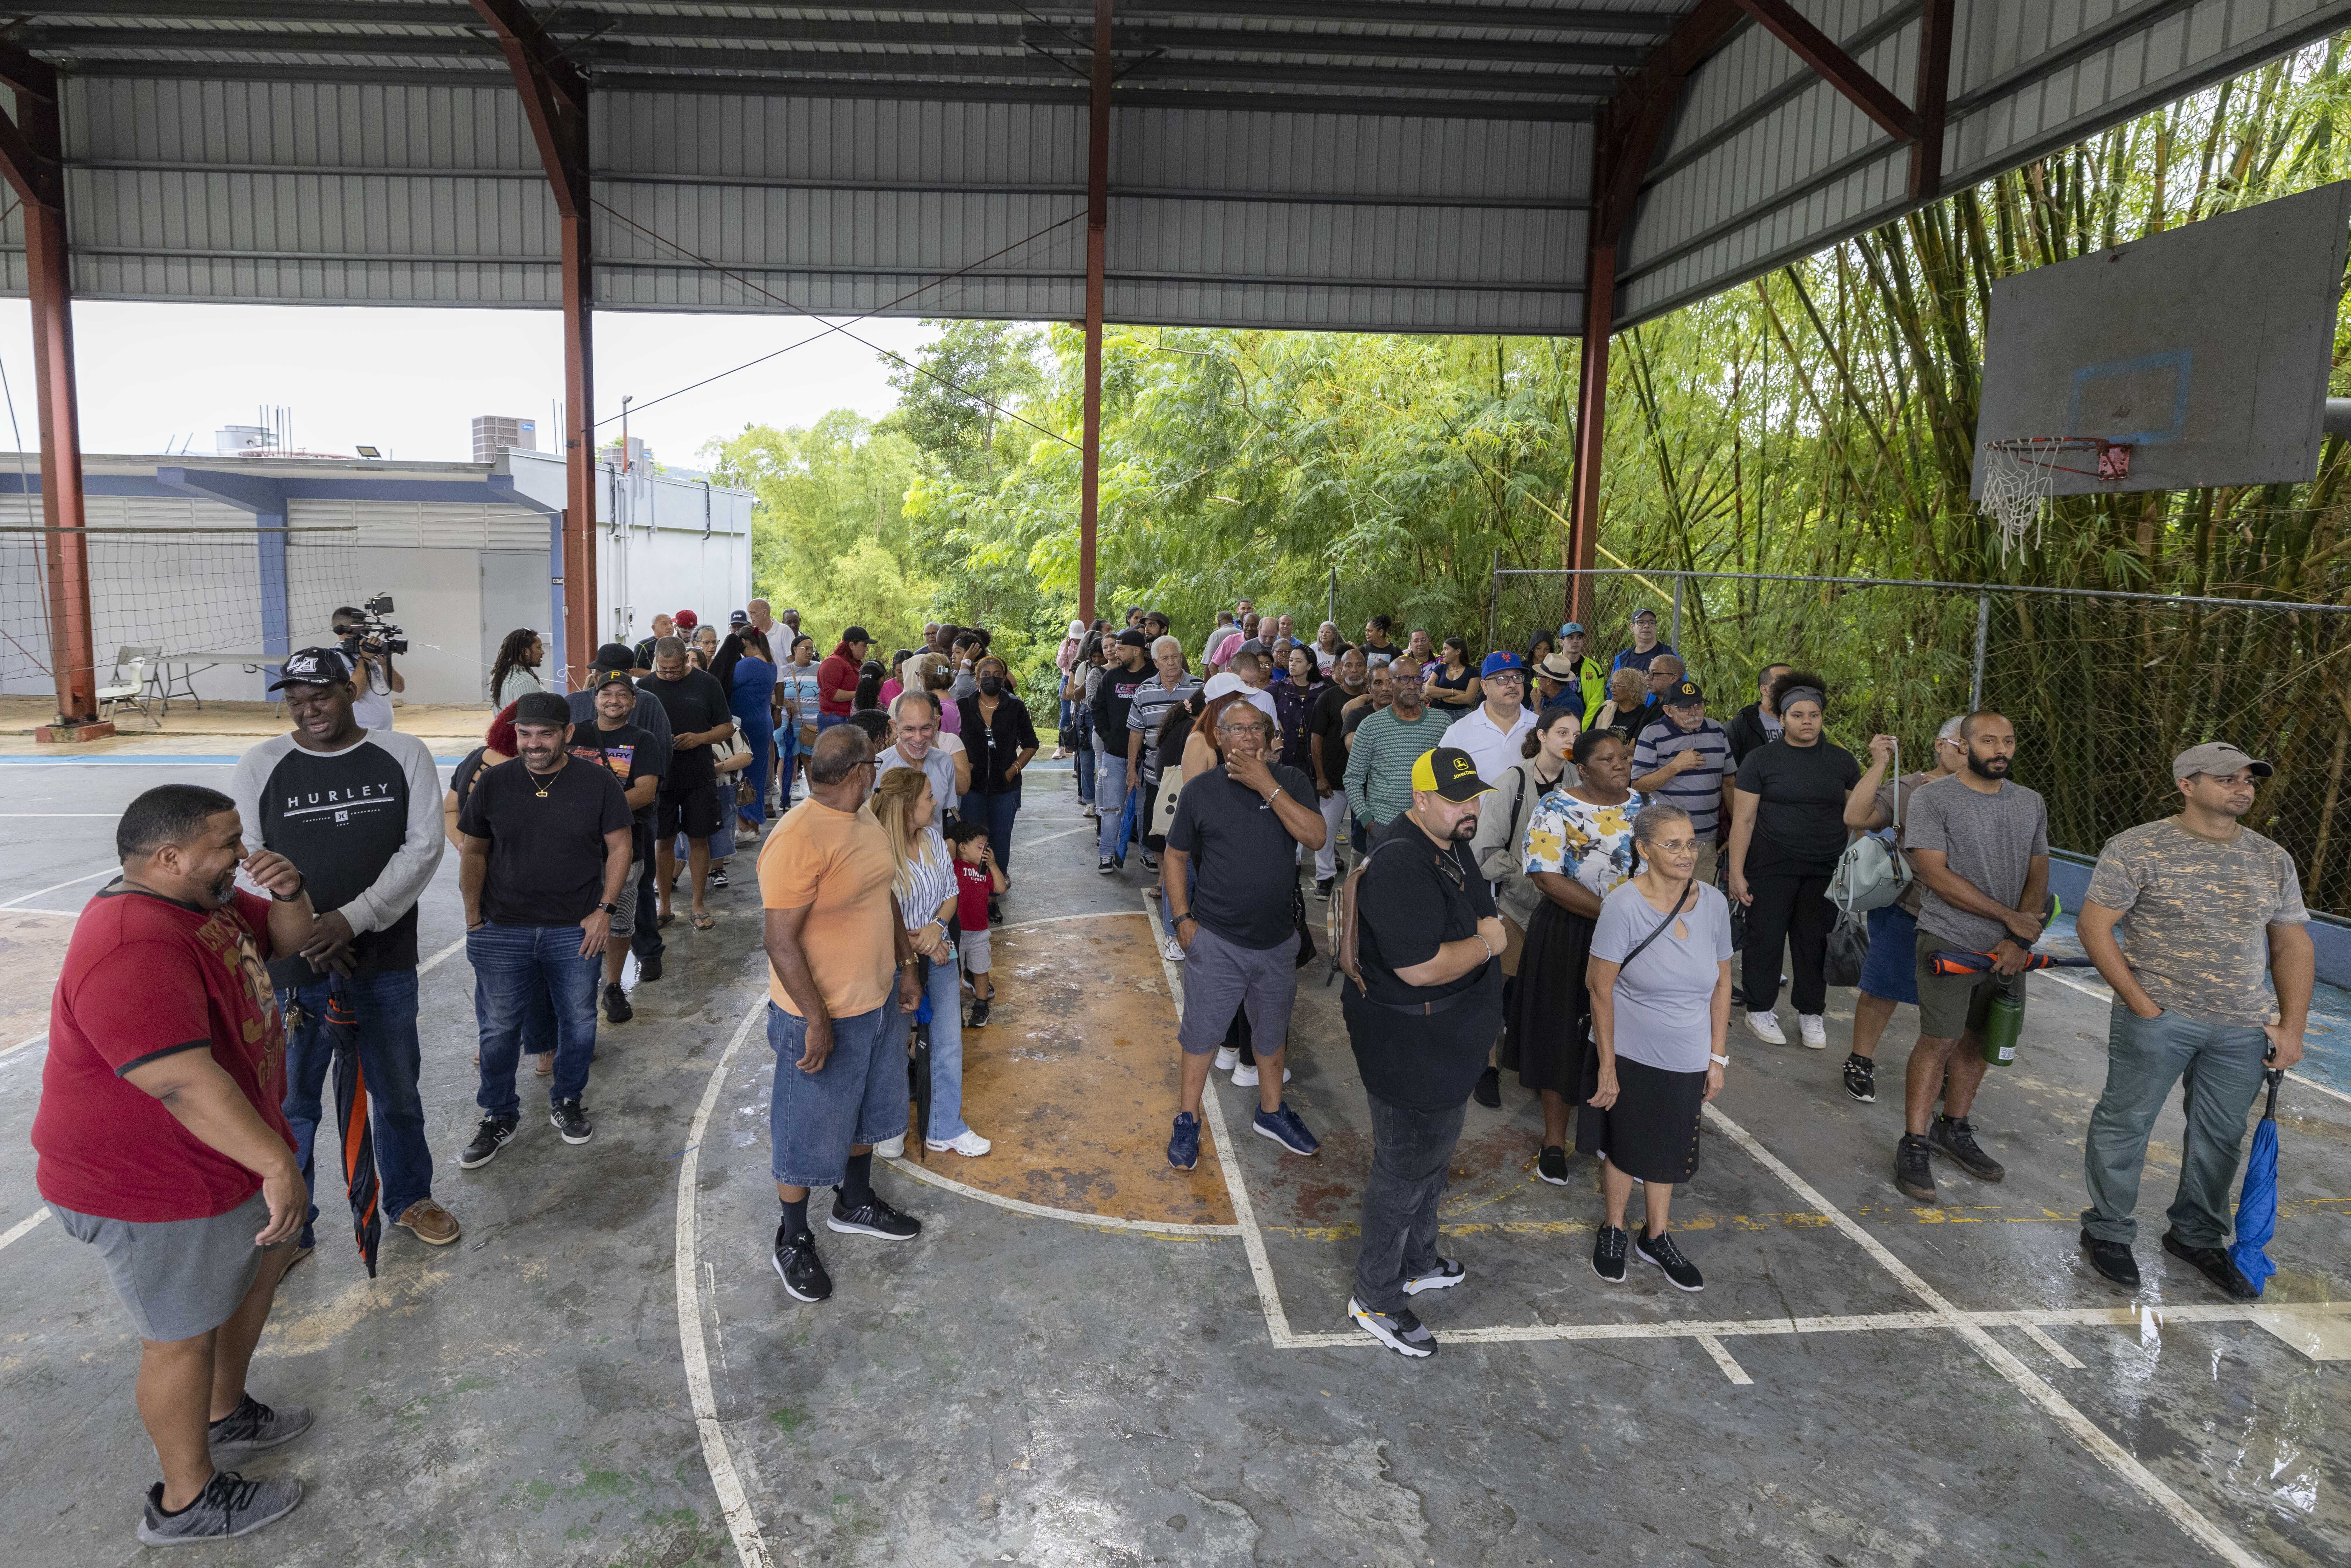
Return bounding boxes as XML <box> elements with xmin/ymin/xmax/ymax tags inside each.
<box><xmin>2172</xmin><ymin>741</ymin><xmax>2272</xmax><ymax>780</ymax></box>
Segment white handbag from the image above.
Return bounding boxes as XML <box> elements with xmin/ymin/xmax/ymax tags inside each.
<box><xmin>1150</xmin><ymin>765</ymin><xmax>1186</xmax><ymax>837</ymax></box>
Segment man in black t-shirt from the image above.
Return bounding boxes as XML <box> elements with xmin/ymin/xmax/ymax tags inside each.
<box><xmin>1161</xmin><ymin>703</ymin><xmax>1327</xmax><ymax>1174</ymax></box>
<box><xmin>455</xmin><ymin>691</ymin><xmax>633</xmax><ymax>1164</ymax></box>
<box><xmin>1091</xmin><ymin>630</ymin><xmax>1150</xmax><ymax>871</ymax></box>
<box><xmin>643</xmin><ymin>637</ymin><xmax>736</xmax><ymax>931</ymax></box>
<box><xmin>1342</xmin><ymin>746</ymin><xmax>1505</xmax><ymax>1359</ymax></box>
<box><xmin>1308</xmin><ymin>648</ymin><xmax>1368</xmax><ymax>896</ymax></box>
<box><xmin>570</xmin><ymin>670</ymin><xmax>662</xmax><ymax>1025</ymax></box>
<box><xmin>231</xmin><ymin>646</ymin><xmax>456</xmax><ymax>1256</ymax></box>
<box><xmin>568</xmin><ymin>642</ymin><xmax>674</xmax><ymax>981</ymax></box>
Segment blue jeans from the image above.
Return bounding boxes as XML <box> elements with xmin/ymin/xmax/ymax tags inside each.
<box><xmin>959</xmin><ymin>789</ymin><xmax>1022</xmax><ymax>872</ymax></box>
<box><xmin>1073</xmin><ymin>713</ymin><xmax>1096</xmax><ymax>805</ymax></box>
<box><xmin>468</xmin><ymin>922</ymin><xmax>601</xmax><ymax>1117</ymax></box>
<box><xmin>777</xmin><ymin>726</ymin><xmax>799</xmax><ymax>802</ymax></box>
<box><xmin>816</xmin><ymin>712</ymin><xmax>847</xmax><ymax>732</ymax></box>
<box><xmin>279</xmin><ymin>969</ymin><xmax>431</xmax><ymax>1249</ymax></box>
<box><xmin>922</xmin><ymin>949</ymin><xmax>969</xmax><ymax>1143</ymax></box>
<box><xmin>1096</xmin><ymin>754</ymin><xmax>1130</xmax><ymax>861</ymax></box>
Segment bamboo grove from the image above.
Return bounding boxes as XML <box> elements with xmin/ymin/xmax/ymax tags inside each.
<box><xmin>713</xmin><ymin>37</ymin><xmax>2351</xmax><ymax>911</ymax></box>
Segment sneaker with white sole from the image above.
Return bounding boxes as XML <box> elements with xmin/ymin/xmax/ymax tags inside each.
<box><xmin>1635</xmin><ymin>1228</ymin><xmax>1705</xmax><ymax>1291</ymax></box>
<box><xmin>1745</xmin><ymin>1010</ymin><xmax>1788</xmax><ymax>1045</ymax></box>
<box><xmin>1231</xmin><ymin>1063</ymin><xmax>1290</xmax><ymax>1088</ymax></box>
<box><xmin>872</xmin><ymin>1133</ymin><xmax>906</xmax><ymax>1159</ymax></box>
<box><xmin>1347</xmin><ymin>1296</ymin><xmax>1438</xmax><ymax>1358</ymax></box>
<box><xmin>138</xmin><ymin>1472</ymin><xmax>302</xmax><ymax>1546</ymax></box>
<box><xmin>1402</xmin><ymin>1257</ymin><xmax>1466</xmax><ymax>1296</ymax></box>
<box><xmin>1252</xmin><ymin>1102</ymin><xmax>1320</xmax><ymax>1156</ymax></box>
<box><xmin>1798</xmin><ymin>1013</ymin><xmax>1827</xmax><ymax>1049</ymax></box>
<box><xmin>1161</xmin><ymin>933</ymin><xmax>1186</xmax><ymax>962</ymax></box>
<box><xmin>925</xmin><ymin>1129</ymin><xmax>992</xmax><ymax>1157</ymax></box>
<box><xmin>1213</xmin><ymin>1046</ymin><xmax>1240</xmax><ymax>1072</ymax></box>
<box><xmin>206</xmin><ymin>1394</ymin><xmax>314</xmax><ymax>1462</ymax></box>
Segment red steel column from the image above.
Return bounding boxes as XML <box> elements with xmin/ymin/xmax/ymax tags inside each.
<box><xmin>1078</xmin><ymin>0</ymin><xmax>1113</xmax><ymax>626</ymax></box>
<box><xmin>0</xmin><ymin>53</ymin><xmax>101</xmax><ymax>734</ymax></box>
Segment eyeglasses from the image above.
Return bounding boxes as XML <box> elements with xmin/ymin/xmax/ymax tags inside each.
<box><xmin>1649</xmin><ymin>838</ymin><xmax>1701</xmax><ymax>853</ymax></box>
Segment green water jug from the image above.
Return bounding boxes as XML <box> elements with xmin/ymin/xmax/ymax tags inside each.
<box><xmin>1979</xmin><ymin>990</ymin><xmax>2023</xmax><ymax>1066</ymax></box>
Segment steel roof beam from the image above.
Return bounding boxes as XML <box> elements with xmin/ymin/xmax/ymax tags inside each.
<box><xmin>1729</xmin><ymin>0</ymin><xmax>1918</xmax><ymax>143</ymax></box>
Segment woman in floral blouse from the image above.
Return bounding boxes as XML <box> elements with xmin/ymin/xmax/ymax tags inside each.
<box><xmin>1502</xmin><ymin>728</ymin><xmax>1641</xmax><ymax>1183</ymax></box>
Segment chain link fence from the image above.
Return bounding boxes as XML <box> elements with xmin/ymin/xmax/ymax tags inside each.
<box><xmin>1493</xmin><ymin>568</ymin><xmax>2351</xmax><ymax>918</ymax></box>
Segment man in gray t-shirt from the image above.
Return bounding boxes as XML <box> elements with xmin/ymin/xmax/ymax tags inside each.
<box><xmin>1890</xmin><ymin>713</ymin><xmax>2050</xmax><ymax>1207</ymax></box>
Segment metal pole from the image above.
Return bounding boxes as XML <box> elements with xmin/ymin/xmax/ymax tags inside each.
<box><xmin>1486</xmin><ymin>547</ymin><xmax>1501</xmax><ymax>655</ymax></box>
<box><xmin>1076</xmin><ymin>0</ymin><xmax>1113</xmax><ymax>626</ymax></box>
<box><xmin>1970</xmin><ymin>592</ymin><xmax>1990</xmax><ymax>711</ymax></box>
<box><xmin>562</xmin><ymin>209</ymin><xmax>595</xmax><ymax>687</ymax></box>
<box><xmin>1567</xmin><ymin>236</ymin><xmax>1613</xmax><ymax>633</ymax></box>
<box><xmin>1670</xmin><ymin>573</ymin><xmax>1683</xmax><ymax>651</ymax></box>
<box><xmin>1327</xmin><ymin>564</ymin><xmax>1337</xmax><ymax>630</ymax></box>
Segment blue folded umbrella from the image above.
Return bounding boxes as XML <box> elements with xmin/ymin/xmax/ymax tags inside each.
<box><xmin>2228</xmin><ymin>1068</ymin><xmax>2286</xmax><ymax>1295</ymax></box>
<box><xmin>1117</xmin><ymin>781</ymin><xmax>1141</xmax><ymax>853</ymax></box>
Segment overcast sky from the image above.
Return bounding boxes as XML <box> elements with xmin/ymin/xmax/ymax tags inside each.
<box><xmin>0</xmin><ymin>302</ymin><xmax>937</xmax><ymax>468</ymax></box>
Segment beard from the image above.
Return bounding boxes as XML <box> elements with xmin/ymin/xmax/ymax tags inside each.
<box><xmin>1967</xmin><ymin>753</ymin><xmax>2011</xmax><ymax>780</ymax></box>
<box><xmin>206</xmin><ymin>866</ymin><xmax>238</xmax><ymax>906</ymax></box>
<box><xmin>1450</xmin><ymin>816</ymin><xmax>1478</xmax><ymax>841</ymax></box>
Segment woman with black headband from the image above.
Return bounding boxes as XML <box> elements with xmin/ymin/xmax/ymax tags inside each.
<box><xmin>1724</xmin><ymin>670</ymin><xmax>1862</xmax><ymax>1049</ymax></box>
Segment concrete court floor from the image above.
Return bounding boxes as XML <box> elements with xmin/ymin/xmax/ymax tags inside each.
<box><xmin>1</xmin><ymin>756</ymin><xmax>2348</xmax><ymax>1568</ymax></box>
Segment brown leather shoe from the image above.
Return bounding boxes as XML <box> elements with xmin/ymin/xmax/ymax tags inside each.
<box><xmin>395</xmin><ymin>1199</ymin><xmax>461</xmax><ymax>1246</ymax></box>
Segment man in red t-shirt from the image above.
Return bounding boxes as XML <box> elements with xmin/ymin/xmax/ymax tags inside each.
<box><xmin>33</xmin><ymin>784</ymin><xmax>322</xmax><ymax>1544</ymax></box>
<box><xmin>817</xmin><ymin>625</ymin><xmax>872</xmax><ymax>729</ymax></box>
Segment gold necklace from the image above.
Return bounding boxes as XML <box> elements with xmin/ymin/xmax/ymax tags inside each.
<box><xmin>525</xmin><ymin>764</ymin><xmax>559</xmax><ymax>798</ymax></box>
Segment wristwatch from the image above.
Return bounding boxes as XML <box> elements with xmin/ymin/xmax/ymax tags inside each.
<box><xmin>269</xmin><ymin>876</ymin><xmax>307</xmax><ymax>903</ymax></box>
<box><xmin>599</xmin><ymin>901</ymin><xmax>619</xmax><ymax>915</ymax></box>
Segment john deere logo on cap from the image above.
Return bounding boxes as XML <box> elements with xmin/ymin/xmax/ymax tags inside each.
<box><xmin>1450</xmin><ymin>755</ymin><xmax>1478</xmax><ymax>781</ymax></box>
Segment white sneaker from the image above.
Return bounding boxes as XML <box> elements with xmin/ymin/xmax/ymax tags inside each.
<box><xmin>872</xmin><ymin>1134</ymin><xmax>906</xmax><ymax>1159</ymax></box>
<box><xmin>1745</xmin><ymin>1010</ymin><xmax>1787</xmax><ymax>1046</ymax></box>
<box><xmin>1161</xmin><ymin>933</ymin><xmax>1186</xmax><ymax>962</ymax></box>
<box><xmin>1231</xmin><ymin>1063</ymin><xmax>1290</xmax><ymax>1088</ymax></box>
<box><xmin>925</xmin><ymin>1129</ymin><xmax>991</xmax><ymax>1157</ymax></box>
<box><xmin>1214</xmin><ymin>1047</ymin><xmax>1240</xmax><ymax>1072</ymax></box>
<box><xmin>1798</xmin><ymin>1013</ymin><xmax>1827</xmax><ymax>1049</ymax></box>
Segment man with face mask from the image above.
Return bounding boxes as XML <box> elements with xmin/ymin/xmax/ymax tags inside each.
<box><xmin>1339</xmin><ymin>747</ymin><xmax>1506</xmax><ymax>1359</ymax></box>
<box><xmin>1889</xmin><ymin>711</ymin><xmax>2050</xmax><ymax>1206</ymax></box>
<box><xmin>454</xmin><ymin>691</ymin><xmax>634</xmax><ymax>1163</ymax></box>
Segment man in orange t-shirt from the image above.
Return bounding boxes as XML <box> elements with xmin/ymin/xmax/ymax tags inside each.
<box><xmin>758</xmin><ymin>724</ymin><xmax>921</xmax><ymax>1304</ymax></box>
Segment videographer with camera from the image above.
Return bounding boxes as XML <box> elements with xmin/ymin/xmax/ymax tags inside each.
<box><xmin>331</xmin><ymin>599</ymin><xmax>407</xmax><ymax>732</ymax></box>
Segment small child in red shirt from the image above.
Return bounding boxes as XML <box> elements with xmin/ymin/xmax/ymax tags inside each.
<box><xmin>945</xmin><ymin>821</ymin><xmax>1008</xmax><ymax>1026</ymax></box>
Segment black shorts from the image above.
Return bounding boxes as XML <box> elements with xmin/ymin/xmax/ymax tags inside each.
<box><xmin>658</xmin><ymin>781</ymin><xmax>721</xmax><ymax>839</ymax></box>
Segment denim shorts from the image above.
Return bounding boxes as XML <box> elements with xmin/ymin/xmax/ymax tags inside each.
<box><xmin>1859</xmin><ymin>903</ymin><xmax>1919</xmax><ymax>1006</ymax></box>
<box><xmin>766</xmin><ymin>1000</ymin><xmax>909</xmax><ymax>1188</ymax></box>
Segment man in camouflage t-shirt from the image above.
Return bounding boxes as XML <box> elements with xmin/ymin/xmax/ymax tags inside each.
<box><xmin>2075</xmin><ymin>743</ymin><xmax>2314</xmax><ymax>1300</ymax></box>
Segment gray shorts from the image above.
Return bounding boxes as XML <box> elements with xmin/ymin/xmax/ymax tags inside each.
<box><xmin>961</xmin><ymin>925</ymin><xmax>992</xmax><ymax>975</ymax></box>
<box><xmin>1177</xmin><ymin>921</ymin><xmax>1298</xmax><ymax>1056</ymax></box>
<box><xmin>52</xmin><ymin>1190</ymin><xmax>278</xmax><ymax>1343</ymax></box>
<box><xmin>610</xmin><ymin>857</ymin><xmax>643</xmax><ymax>939</ymax></box>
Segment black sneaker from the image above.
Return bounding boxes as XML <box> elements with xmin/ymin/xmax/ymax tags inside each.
<box><xmin>637</xmin><ymin>953</ymin><xmax>663</xmax><ymax>983</ymax></box>
<box><xmin>773</xmin><ymin>1223</ymin><xmax>832</xmax><ymax>1303</ymax></box>
<box><xmin>1098</xmin><ymin>855</ymin><xmax>1118</xmax><ymax>875</ymax></box>
<box><xmin>829</xmin><ymin>1195</ymin><xmax>921</xmax><ymax>1241</ymax></box>
<box><xmin>457</xmin><ymin>1113</ymin><xmax>519</xmax><ymax>1169</ymax></box>
<box><xmin>988</xmin><ymin>897</ymin><xmax>1004</xmax><ymax>925</ymax></box>
<box><xmin>1347</xmin><ymin>1296</ymin><xmax>1438</xmax><ymax>1358</ymax></box>
<box><xmin>968</xmin><ymin>998</ymin><xmax>991</xmax><ymax>1028</ymax></box>
<box><xmin>603</xmin><ymin>982</ymin><xmax>633</xmax><ymax>1023</ymax></box>
<box><xmin>707</xmin><ymin>866</ymin><xmax>730</xmax><ymax>889</ymax></box>
<box><xmin>1472</xmin><ymin>1064</ymin><xmax>1502</xmax><ymax>1109</ymax></box>
<box><xmin>1930</xmin><ymin>1115</ymin><xmax>2006</xmax><ymax>1181</ymax></box>
<box><xmin>1636</xmin><ymin>1229</ymin><xmax>1705</xmax><ymax>1291</ymax></box>
<box><xmin>206</xmin><ymin>1394</ymin><xmax>314</xmax><ymax>1461</ymax></box>
<box><xmin>1894</xmin><ymin>1134</ymin><xmax>1936</xmax><ymax>1201</ymax></box>
<box><xmin>550</xmin><ymin>1099</ymin><xmax>593</xmax><ymax>1145</ymax></box>
<box><xmin>1592</xmin><ymin>1224</ymin><xmax>1629</xmax><ymax>1282</ymax></box>
<box><xmin>2080</xmin><ymin>1228</ymin><xmax>2141</xmax><ymax>1290</ymax></box>
<box><xmin>1536</xmin><ymin>1145</ymin><xmax>1571</xmax><ymax>1185</ymax></box>
<box><xmin>139</xmin><ymin>1471</ymin><xmax>302</xmax><ymax>1545</ymax></box>
<box><xmin>1315</xmin><ymin>875</ymin><xmax>1335</xmax><ymax>899</ymax></box>
<box><xmin>1842</xmin><ymin>1053</ymin><xmax>1876</xmax><ymax>1103</ymax></box>
<box><xmin>2162</xmin><ymin>1230</ymin><xmax>2260</xmax><ymax>1300</ymax></box>
<box><xmin>1141</xmin><ymin>850</ymin><xmax>1159</xmax><ymax>872</ymax></box>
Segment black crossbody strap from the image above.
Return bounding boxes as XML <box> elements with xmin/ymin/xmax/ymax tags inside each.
<box><xmin>1615</xmin><ymin>877</ymin><xmax>1694</xmax><ymax>973</ymax></box>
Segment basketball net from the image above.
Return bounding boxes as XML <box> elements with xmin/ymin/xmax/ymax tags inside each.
<box><xmin>1976</xmin><ymin>438</ymin><xmax>2129</xmax><ymax>561</ymax></box>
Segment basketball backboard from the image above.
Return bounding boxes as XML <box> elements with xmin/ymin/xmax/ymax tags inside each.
<box><xmin>1971</xmin><ymin>181</ymin><xmax>2351</xmax><ymax>500</ymax></box>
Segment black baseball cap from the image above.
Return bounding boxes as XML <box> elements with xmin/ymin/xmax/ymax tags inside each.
<box><xmin>586</xmin><ymin>667</ymin><xmax>634</xmax><ymax>691</ymax></box>
<box><xmin>267</xmin><ymin>647</ymin><xmax>352</xmax><ymax>691</ymax></box>
<box><xmin>1411</xmin><ymin>746</ymin><xmax>1494</xmax><ymax>802</ymax></box>
<box><xmin>512</xmin><ymin>691</ymin><xmax>573</xmax><ymax>727</ymax></box>
<box><xmin>1115</xmin><ymin>629</ymin><xmax>1151</xmax><ymax>649</ymax></box>
<box><xmin>1665</xmin><ymin>678</ymin><xmax>1704</xmax><ymax>706</ymax></box>
<box><xmin>592</xmin><ymin>641</ymin><xmax>637</xmax><ymax>671</ymax></box>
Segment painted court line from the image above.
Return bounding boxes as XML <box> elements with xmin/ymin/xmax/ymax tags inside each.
<box><xmin>2019</xmin><ymin>1322</ymin><xmax>2088</xmax><ymax>1368</ymax></box>
<box><xmin>2039</xmin><ymin>966</ymin><xmax>2351</xmax><ymax>1108</ymax></box>
<box><xmin>1705</xmin><ymin>1102</ymin><xmax>2267</xmax><ymax>1568</ymax></box>
<box><xmin>882</xmin><ymin>1155</ymin><xmax>1240</xmax><ymax>1237</ymax></box>
<box><xmin>416</xmin><ymin>935</ymin><xmax>466</xmax><ymax>976</ymax></box>
<box><xmin>673</xmin><ymin>993</ymin><xmax>778</xmax><ymax>1568</ymax></box>
<box><xmin>1694</xmin><ymin>1335</ymin><xmax>1752</xmax><ymax>1385</ymax></box>
<box><xmin>0</xmin><ymin>863</ymin><xmax>116</xmax><ymax>910</ymax></box>
<box><xmin>0</xmin><ymin>1031</ymin><xmax>46</xmax><ymax>1063</ymax></box>
<box><xmin>0</xmin><ymin>1207</ymin><xmax>50</xmax><ymax>1253</ymax></box>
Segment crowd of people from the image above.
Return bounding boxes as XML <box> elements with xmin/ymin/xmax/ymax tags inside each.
<box><xmin>24</xmin><ymin>595</ymin><xmax>2323</xmax><ymax>1537</ymax></box>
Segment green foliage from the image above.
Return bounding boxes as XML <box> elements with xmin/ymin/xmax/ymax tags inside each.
<box><xmin>883</xmin><ymin>319</ymin><xmax>1046</xmax><ymax>486</ymax></box>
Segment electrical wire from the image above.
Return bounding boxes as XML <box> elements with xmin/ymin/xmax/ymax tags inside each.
<box><xmin>588</xmin><ymin>200</ymin><xmax>1083</xmax><ymax>451</ymax></box>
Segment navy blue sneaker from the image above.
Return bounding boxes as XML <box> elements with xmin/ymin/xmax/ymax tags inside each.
<box><xmin>1253</xmin><ymin>1102</ymin><xmax>1320</xmax><ymax>1157</ymax></box>
<box><xmin>1167</xmin><ymin>1111</ymin><xmax>1201</xmax><ymax>1171</ymax></box>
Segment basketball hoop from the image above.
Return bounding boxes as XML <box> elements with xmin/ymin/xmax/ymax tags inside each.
<box><xmin>1976</xmin><ymin>437</ymin><xmax>2132</xmax><ymax>559</ymax></box>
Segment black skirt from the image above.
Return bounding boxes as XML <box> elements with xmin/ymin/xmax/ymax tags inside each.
<box><xmin>1577</xmin><ymin>1057</ymin><xmax>1706</xmax><ymax>1184</ymax></box>
<box><xmin>1502</xmin><ymin>897</ymin><xmax>1598</xmax><ymax>1100</ymax></box>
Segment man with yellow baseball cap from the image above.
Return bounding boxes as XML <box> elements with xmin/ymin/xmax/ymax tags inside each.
<box><xmin>1342</xmin><ymin>746</ymin><xmax>1507</xmax><ymax>1358</ymax></box>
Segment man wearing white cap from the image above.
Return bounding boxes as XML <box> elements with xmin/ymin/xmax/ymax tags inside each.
<box><xmin>2075</xmin><ymin>742</ymin><xmax>2313</xmax><ymax>1299</ymax></box>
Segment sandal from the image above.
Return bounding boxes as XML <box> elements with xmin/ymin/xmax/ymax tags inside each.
<box><xmin>658</xmin><ymin>912</ymin><xmax>676</xmax><ymax>928</ymax></box>
<box><xmin>535</xmin><ymin>1053</ymin><xmax>553</xmax><ymax>1077</ymax></box>
<box><xmin>692</xmin><ymin>913</ymin><xmax>716</xmax><ymax>931</ymax></box>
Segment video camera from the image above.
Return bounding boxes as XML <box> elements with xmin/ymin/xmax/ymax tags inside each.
<box><xmin>339</xmin><ymin>593</ymin><xmax>410</xmax><ymax>657</ymax></box>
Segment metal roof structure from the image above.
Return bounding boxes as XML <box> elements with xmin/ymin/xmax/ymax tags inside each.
<box><xmin>2</xmin><ymin>0</ymin><xmax>2344</xmax><ymax>335</ymax></box>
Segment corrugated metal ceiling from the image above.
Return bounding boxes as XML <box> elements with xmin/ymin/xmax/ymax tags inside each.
<box><xmin>0</xmin><ymin>1</ymin><xmax>2344</xmax><ymax>332</ymax></box>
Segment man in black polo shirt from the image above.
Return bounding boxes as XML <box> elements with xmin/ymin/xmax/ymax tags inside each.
<box><xmin>455</xmin><ymin>691</ymin><xmax>633</xmax><ymax>1162</ymax></box>
<box><xmin>570</xmin><ymin>670</ymin><xmax>662</xmax><ymax>1024</ymax></box>
<box><xmin>230</xmin><ymin>646</ymin><xmax>455</xmax><ymax>1257</ymax></box>
<box><xmin>643</xmin><ymin>636</ymin><xmax>735</xmax><ymax>931</ymax></box>
<box><xmin>1161</xmin><ymin>703</ymin><xmax>1326</xmax><ymax>1172</ymax></box>
<box><xmin>1340</xmin><ymin>746</ymin><xmax>1506</xmax><ymax>1359</ymax></box>
<box><xmin>568</xmin><ymin>642</ymin><xmax>673</xmax><ymax>982</ymax></box>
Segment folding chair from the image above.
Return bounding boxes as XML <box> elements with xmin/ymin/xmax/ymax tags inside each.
<box><xmin>97</xmin><ymin>645</ymin><xmax>158</xmax><ymax>725</ymax></box>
